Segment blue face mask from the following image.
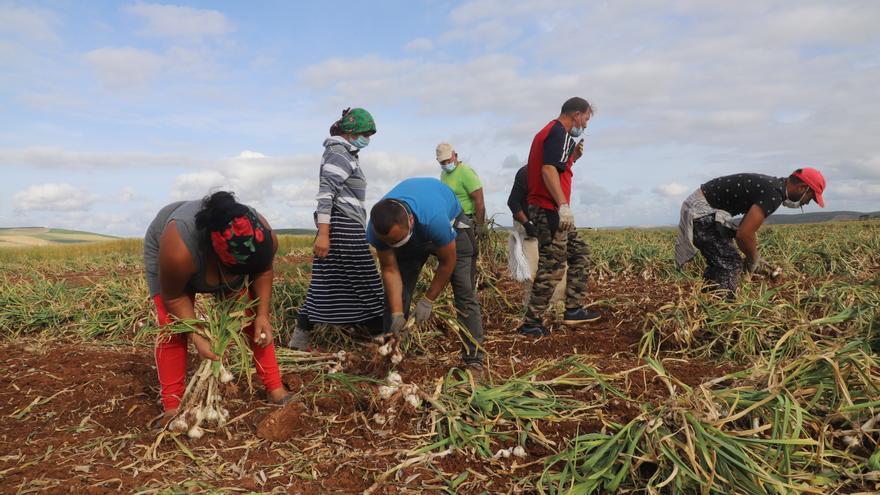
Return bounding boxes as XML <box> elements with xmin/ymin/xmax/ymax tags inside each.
<box><xmin>351</xmin><ymin>135</ymin><xmax>370</xmax><ymax>149</ymax></box>
<box><xmin>569</xmin><ymin>126</ymin><xmax>584</xmax><ymax>137</ymax></box>
<box><xmin>441</xmin><ymin>162</ymin><xmax>456</xmax><ymax>173</ymax></box>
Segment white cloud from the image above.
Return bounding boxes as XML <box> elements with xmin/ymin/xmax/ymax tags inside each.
<box><xmin>501</xmin><ymin>154</ymin><xmax>523</xmax><ymax>170</ymax></box>
<box><xmin>0</xmin><ymin>147</ymin><xmax>197</xmax><ymax>169</ymax></box>
<box><xmin>4</xmin><ymin>1</ymin><xmax>880</xmax><ymax>232</ymax></box>
<box><xmin>763</xmin><ymin>4</ymin><xmax>879</xmax><ymax>44</ymax></box>
<box><xmin>12</xmin><ymin>183</ymin><xmax>97</xmax><ymax>211</ymax></box>
<box><xmin>84</xmin><ymin>47</ymin><xmax>165</xmax><ymax>90</ymax></box>
<box><xmin>653</xmin><ymin>182</ymin><xmax>690</xmax><ymax>199</ymax></box>
<box><xmin>299</xmin><ymin>55</ymin><xmax>415</xmax><ymax>90</ymax></box>
<box><xmin>448</xmin><ymin>0</ymin><xmax>580</xmax><ymax>25</ymax></box>
<box><xmin>126</xmin><ymin>2</ymin><xmax>234</xmax><ymax>40</ymax></box>
<box><xmin>440</xmin><ymin>19</ymin><xmax>522</xmax><ymax>49</ymax></box>
<box><xmin>404</xmin><ymin>38</ymin><xmax>434</xmax><ymax>52</ymax></box>
<box><xmin>294</xmin><ymin>0</ymin><xmax>880</xmax><ymax>226</ymax></box>
<box><xmin>117</xmin><ymin>187</ymin><xmax>137</xmax><ymax>202</ymax></box>
<box><xmin>0</xmin><ymin>5</ymin><xmax>59</xmax><ymax>42</ymax></box>
<box><xmin>170</xmin><ymin>170</ymin><xmax>228</xmax><ymax>200</ymax></box>
<box><xmin>167</xmin><ymin>149</ymin><xmax>438</xmax><ymax>218</ymax></box>
<box><xmin>299</xmin><ymin>53</ymin><xmax>577</xmax><ymax>118</ymax></box>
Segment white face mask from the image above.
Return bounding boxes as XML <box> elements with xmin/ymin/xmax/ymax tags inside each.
<box><xmin>389</xmin><ymin>218</ymin><xmax>413</xmax><ymax>248</ymax></box>
<box><xmin>440</xmin><ymin>162</ymin><xmax>456</xmax><ymax>173</ymax></box>
<box><xmin>783</xmin><ymin>187</ymin><xmax>807</xmax><ymax>209</ymax></box>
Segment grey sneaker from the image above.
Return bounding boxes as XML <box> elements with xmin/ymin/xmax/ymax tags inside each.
<box><xmin>287</xmin><ymin>324</ymin><xmax>310</xmax><ymax>350</ymax></box>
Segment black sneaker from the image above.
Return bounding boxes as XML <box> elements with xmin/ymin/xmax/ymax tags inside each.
<box><xmin>562</xmin><ymin>308</ymin><xmax>601</xmax><ymax>325</ymax></box>
<box><xmin>517</xmin><ymin>324</ymin><xmax>550</xmax><ymax>337</ymax></box>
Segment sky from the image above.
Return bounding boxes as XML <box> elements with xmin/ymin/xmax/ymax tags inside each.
<box><xmin>1</xmin><ymin>0</ymin><xmax>879</xmax><ymax>236</ymax></box>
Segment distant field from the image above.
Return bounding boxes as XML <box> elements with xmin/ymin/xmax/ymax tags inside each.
<box><xmin>0</xmin><ymin>227</ymin><xmax>117</xmax><ymax>248</ymax></box>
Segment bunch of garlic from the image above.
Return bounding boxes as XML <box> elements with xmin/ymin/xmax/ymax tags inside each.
<box><xmin>376</xmin><ymin>371</ymin><xmax>422</xmax><ymax>408</ymax></box>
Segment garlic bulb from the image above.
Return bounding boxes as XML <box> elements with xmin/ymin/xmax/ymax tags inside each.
<box><xmin>378</xmin><ymin>385</ymin><xmax>398</xmax><ymax>400</ymax></box>
<box><xmin>404</xmin><ymin>394</ymin><xmax>422</xmax><ymax>409</ymax></box>
<box><xmin>204</xmin><ymin>407</ymin><xmax>219</xmax><ymax>422</ymax></box>
<box><xmin>187</xmin><ymin>425</ymin><xmax>204</xmax><ymax>439</ymax></box>
<box><xmin>219</xmin><ymin>367</ymin><xmax>235</xmax><ymax>384</ymax></box>
<box><xmin>169</xmin><ymin>417</ymin><xmax>189</xmax><ymax>432</ymax></box>
<box><xmin>493</xmin><ymin>448</ymin><xmax>511</xmax><ymax>459</ymax></box>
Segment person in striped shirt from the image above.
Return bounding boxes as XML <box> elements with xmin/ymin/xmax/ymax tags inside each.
<box><xmin>288</xmin><ymin>108</ymin><xmax>385</xmax><ymax>350</ymax></box>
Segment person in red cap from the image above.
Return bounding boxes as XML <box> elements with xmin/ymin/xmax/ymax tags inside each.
<box><xmin>674</xmin><ymin>168</ymin><xmax>826</xmax><ymax>298</ymax></box>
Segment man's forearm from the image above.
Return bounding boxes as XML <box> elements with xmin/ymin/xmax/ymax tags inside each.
<box><xmin>541</xmin><ymin>165</ymin><xmax>567</xmax><ymax>206</ymax></box>
<box><xmin>736</xmin><ymin>232</ymin><xmax>758</xmax><ymax>261</ymax></box>
<box><xmin>513</xmin><ymin>210</ymin><xmax>529</xmax><ymax>224</ymax></box>
<box><xmin>475</xmin><ymin>205</ymin><xmax>486</xmax><ymax>225</ymax></box>
<box><xmin>381</xmin><ymin>269</ymin><xmax>404</xmax><ymax>314</ymax></box>
<box><xmin>426</xmin><ymin>260</ymin><xmax>455</xmax><ymax>301</ymax></box>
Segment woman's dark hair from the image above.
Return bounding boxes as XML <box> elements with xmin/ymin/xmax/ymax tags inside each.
<box><xmin>195</xmin><ymin>191</ymin><xmax>249</xmax><ymax>232</ymax></box>
<box><xmin>329</xmin><ymin>107</ymin><xmax>352</xmax><ymax>136</ymax></box>
<box><xmin>789</xmin><ymin>169</ymin><xmax>805</xmax><ymax>185</ymax></box>
<box><xmin>197</xmin><ymin>190</ymin><xmax>274</xmax><ymax>275</ymax></box>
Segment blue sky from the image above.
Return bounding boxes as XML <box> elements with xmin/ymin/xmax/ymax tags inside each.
<box><xmin>2</xmin><ymin>0</ymin><xmax>879</xmax><ymax>235</ymax></box>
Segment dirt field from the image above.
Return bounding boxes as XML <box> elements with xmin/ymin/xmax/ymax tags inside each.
<box><xmin>0</xmin><ymin>275</ymin><xmax>733</xmax><ymax>494</ymax></box>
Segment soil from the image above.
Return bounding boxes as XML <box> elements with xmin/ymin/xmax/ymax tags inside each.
<box><xmin>0</xmin><ymin>272</ymin><xmax>742</xmax><ymax>494</ymax></box>
<box><xmin>256</xmin><ymin>401</ymin><xmax>317</xmax><ymax>442</ymax></box>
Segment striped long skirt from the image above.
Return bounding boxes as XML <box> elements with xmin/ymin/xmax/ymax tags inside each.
<box><xmin>300</xmin><ymin>213</ymin><xmax>385</xmax><ymax>324</ymax></box>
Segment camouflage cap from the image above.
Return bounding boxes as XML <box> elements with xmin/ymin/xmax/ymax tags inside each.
<box><xmin>337</xmin><ymin>108</ymin><xmax>376</xmax><ymax>135</ymax></box>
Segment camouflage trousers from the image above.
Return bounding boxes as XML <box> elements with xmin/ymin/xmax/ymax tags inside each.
<box><xmin>523</xmin><ymin>205</ymin><xmax>591</xmax><ymax>326</ymax></box>
<box><xmin>692</xmin><ymin>215</ymin><xmax>741</xmax><ymax>296</ymax></box>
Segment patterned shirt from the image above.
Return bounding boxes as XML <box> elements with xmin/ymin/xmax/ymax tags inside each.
<box><xmin>700</xmin><ymin>173</ymin><xmax>786</xmax><ymax>217</ymax></box>
<box><xmin>315</xmin><ymin>136</ymin><xmax>368</xmax><ymax>227</ymax></box>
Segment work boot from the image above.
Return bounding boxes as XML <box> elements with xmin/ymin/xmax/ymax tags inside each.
<box><xmin>562</xmin><ymin>308</ymin><xmax>601</xmax><ymax>325</ymax></box>
<box><xmin>517</xmin><ymin>324</ymin><xmax>550</xmax><ymax>337</ymax></box>
<box><xmin>287</xmin><ymin>323</ymin><xmax>310</xmax><ymax>350</ymax></box>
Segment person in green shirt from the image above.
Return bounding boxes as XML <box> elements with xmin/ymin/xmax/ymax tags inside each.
<box><xmin>436</xmin><ymin>142</ymin><xmax>485</xmax><ymax>225</ymax></box>
<box><xmin>436</xmin><ymin>142</ymin><xmax>485</xmax><ymax>287</ymax></box>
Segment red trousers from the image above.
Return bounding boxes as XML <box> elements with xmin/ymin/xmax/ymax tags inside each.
<box><xmin>153</xmin><ymin>293</ymin><xmax>284</xmax><ymax>411</ymax></box>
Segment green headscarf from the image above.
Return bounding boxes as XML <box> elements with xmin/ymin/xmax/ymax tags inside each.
<box><xmin>334</xmin><ymin>108</ymin><xmax>376</xmax><ymax>135</ymax></box>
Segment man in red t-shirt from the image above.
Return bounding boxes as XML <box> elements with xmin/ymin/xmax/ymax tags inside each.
<box><xmin>518</xmin><ymin>97</ymin><xmax>599</xmax><ymax>337</ymax></box>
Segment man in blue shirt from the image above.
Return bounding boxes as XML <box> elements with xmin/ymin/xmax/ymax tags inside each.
<box><xmin>367</xmin><ymin>178</ymin><xmax>484</xmax><ymax>373</ymax></box>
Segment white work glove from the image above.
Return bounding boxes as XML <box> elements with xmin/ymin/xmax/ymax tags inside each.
<box><xmin>558</xmin><ymin>204</ymin><xmax>575</xmax><ymax>231</ymax></box>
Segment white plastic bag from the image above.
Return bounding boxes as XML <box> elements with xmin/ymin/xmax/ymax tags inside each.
<box><xmin>507</xmin><ymin>228</ymin><xmax>533</xmax><ymax>282</ymax></box>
